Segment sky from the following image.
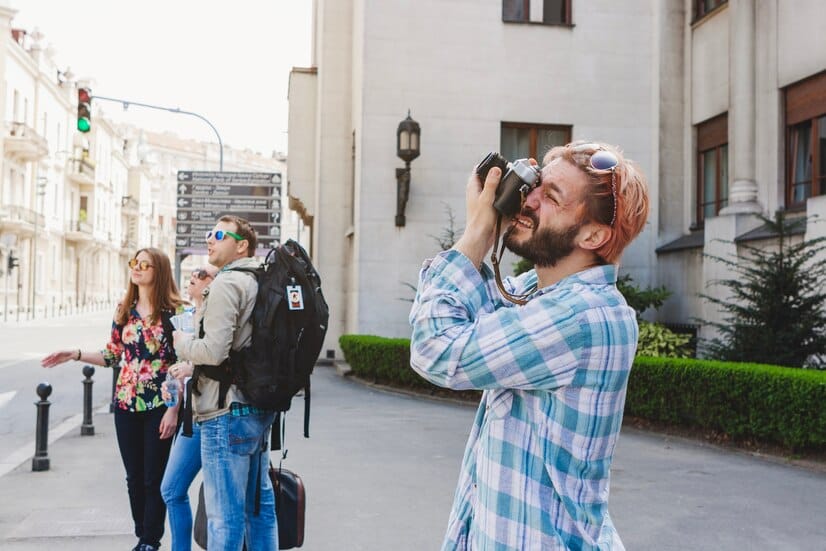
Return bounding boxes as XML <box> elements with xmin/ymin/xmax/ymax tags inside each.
<box><xmin>10</xmin><ymin>0</ymin><xmax>313</xmax><ymax>156</ymax></box>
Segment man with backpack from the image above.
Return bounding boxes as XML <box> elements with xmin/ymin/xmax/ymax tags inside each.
<box><xmin>173</xmin><ymin>215</ymin><xmax>278</xmax><ymax>550</ymax></box>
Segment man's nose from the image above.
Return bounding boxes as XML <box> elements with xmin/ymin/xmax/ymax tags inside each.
<box><xmin>523</xmin><ymin>185</ymin><xmax>542</xmax><ymax>210</ymax></box>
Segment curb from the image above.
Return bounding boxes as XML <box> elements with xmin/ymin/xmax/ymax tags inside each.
<box><xmin>327</xmin><ymin>362</ymin><xmax>826</xmax><ymax>474</ymax></box>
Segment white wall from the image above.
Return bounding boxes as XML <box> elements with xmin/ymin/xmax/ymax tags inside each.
<box><xmin>353</xmin><ymin>0</ymin><xmax>658</xmax><ymax>338</ymax></box>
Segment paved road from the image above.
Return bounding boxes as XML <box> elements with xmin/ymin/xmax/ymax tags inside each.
<box><xmin>0</xmin><ymin>322</ymin><xmax>824</xmax><ymax>549</ymax></box>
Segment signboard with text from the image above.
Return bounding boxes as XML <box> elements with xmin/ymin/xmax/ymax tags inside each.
<box><xmin>175</xmin><ymin>171</ymin><xmax>282</xmax><ymax>252</ymax></box>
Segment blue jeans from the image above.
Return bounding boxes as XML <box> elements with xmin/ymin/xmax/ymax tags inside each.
<box><xmin>160</xmin><ymin>423</ymin><xmax>201</xmax><ymax>551</ymax></box>
<box><xmin>200</xmin><ymin>409</ymin><xmax>278</xmax><ymax>551</ymax></box>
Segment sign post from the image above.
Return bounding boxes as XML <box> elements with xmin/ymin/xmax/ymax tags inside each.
<box><xmin>175</xmin><ymin>171</ymin><xmax>282</xmax><ymax>279</ymax></box>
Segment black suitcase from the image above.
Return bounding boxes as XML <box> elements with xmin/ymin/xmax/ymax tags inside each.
<box><xmin>193</xmin><ymin>465</ymin><xmax>306</xmax><ymax>549</ymax></box>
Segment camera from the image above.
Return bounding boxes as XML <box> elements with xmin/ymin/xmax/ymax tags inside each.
<box><xmin>476</xmin><ymin>152</ymin><xmax>541</xmax><ymax>216</ymax></box>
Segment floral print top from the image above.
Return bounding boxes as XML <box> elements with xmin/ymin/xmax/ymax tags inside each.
<box><xmin>102</xmin><ymin>305</ymin><xmax>181</xmax><ymax>412</ymax></box>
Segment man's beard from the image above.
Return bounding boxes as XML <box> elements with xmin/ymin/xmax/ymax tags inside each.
<box><xmin>503</xmin><ymin>213</ymin><xmax>581</xmax><ymax>268</ymax></box>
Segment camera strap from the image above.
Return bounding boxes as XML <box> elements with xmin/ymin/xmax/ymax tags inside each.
<box><xmin>490</xmin><ymin>214</ymin><xmax>536</xmax><ymax>306</ymax></box>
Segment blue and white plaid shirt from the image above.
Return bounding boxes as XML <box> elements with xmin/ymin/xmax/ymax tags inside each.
<box><xmin>410</xmin><ymin>250</ymin><xmax>637</xmax><ymax>550</ymax></box>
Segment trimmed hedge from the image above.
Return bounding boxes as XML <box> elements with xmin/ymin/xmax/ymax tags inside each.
<box><xmin>626</xmin><ymin>356</ymin><xmax>826</xmax><ymax>451</ymax></box>
<box><xmin>340</xmin><ymin>334</ymin><xmax>826</xmax><ymax>452</ymax></box>
<box><xmin>339</xmin><ymin>334</ymin><xmax>481</xmax><ymax>401</ymax></box>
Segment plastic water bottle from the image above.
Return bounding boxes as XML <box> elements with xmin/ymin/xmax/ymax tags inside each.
<box><xmin>164</xmin><ymin>372</ymin><xmax>179</xmax><ymax>408</ymax></box>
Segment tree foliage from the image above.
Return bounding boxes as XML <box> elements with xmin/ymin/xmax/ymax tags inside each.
<box><xmin>701</xmin><ymin>212</ymin><xmax>826</xmax><ymax>368</ymax></box>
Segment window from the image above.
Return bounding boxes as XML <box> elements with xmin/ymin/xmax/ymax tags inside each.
<box><xmin>694</xmin><ymin>0</ymin><xmax>727</xmax><ymax>21</ymax></box>
<box><xmin>696</xmin><ymin>113</ymin><xmax>728</xmax><ymax>225</ymax></box>
<box><xmin>500</xmin><ymin>122</ymin><xmax>570</xmax><ymax>162</ymax></box>
<box><xmin>785</xmin><ymin>72</ymin><xmax>826</xmax><ymax>207</ymax></box>
<box><xmin>503</xmin><ymin>0</ymin><xmax>571</xmax><ymax>25</ymax></box>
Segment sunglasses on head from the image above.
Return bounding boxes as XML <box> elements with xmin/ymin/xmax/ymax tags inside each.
<box><xmin>570</xmin><ymin>143</ymin><xmax>619</xmax><ymax>226</ymax></box>
<box><xmin>205</xmin><ymin>229</ymin><xmax>244</xmax><ymax>242</ymax></box>
<box><xmin>128</xmin><ymin>258</ymin><xmax>154</xmax><ymax>271</ymax></box>
<box><xmin>191</xmin><ymin>269</ymin><xmax>214</xmax><ymax>281</ymax></box>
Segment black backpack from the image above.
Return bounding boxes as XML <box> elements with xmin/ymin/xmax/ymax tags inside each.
<box><xmin>194</xmin><ymin>239</ymin><xmax>329</xmax><ymax>440</ymax></box>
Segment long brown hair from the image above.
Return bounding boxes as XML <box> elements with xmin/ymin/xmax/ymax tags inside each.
<box><xmin>116</xmin><ymin>248</ymin><xmax>185</xmax><ymax>326</ymax></box>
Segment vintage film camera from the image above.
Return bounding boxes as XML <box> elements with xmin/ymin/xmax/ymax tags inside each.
<box><xmin>475</xmin><ymin>152</ymin><xmax>541</xmax><ymax>217</ymax></box>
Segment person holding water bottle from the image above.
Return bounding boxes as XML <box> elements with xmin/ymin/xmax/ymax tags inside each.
<box><xmin>161</xmin><ymin>264</ymin><xmax>218</xmax><ymax>551</ymax></box>
<box><xmin>42</xmin><ymin>248</ymin><xmax>186</xmax><ymax>551</ymax></box>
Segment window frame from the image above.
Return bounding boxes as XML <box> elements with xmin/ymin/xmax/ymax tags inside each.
<box><xmin>500</xmin><ymin>122</ymin><xmax>571</xmax><ymax>161</ymax></box>
<box><xmin>502</xmin><ymin>0</ymin><xmax>572</xmax><ymax>26</ymax></box>
<box><xmin>784</xmin><ymin>71</ymin><xmax>826</xmax><ymax>208</ymax></box>
<box><xmin>695</xmin><ymin>113</ymin><xmax>729</xmax><ymax>226</ymax></box>
<box><xmin>693</xmin><ymin>0</ymin><xmax>727</xmax><ymax>23</ymax></box>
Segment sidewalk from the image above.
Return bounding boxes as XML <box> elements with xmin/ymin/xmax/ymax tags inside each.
<box><xmin>2</xmin><ymin>366</ymin><xmax>825</xmax><ymax>550</ymax></box>
<box><xmin>0</xmin><ymin>408</ymin><xmax>173</xmax><ymax>550</ymax></box>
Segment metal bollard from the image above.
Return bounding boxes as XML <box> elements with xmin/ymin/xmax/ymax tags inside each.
<box><xmin>81</xmin><ymin>365</ymin><xmax>95</xmax><ymax>435</ymax></box>
<box><xmin>32</xmin><ymin>383</ymin><xmax>52</xmax><ymax>472</ymax></box>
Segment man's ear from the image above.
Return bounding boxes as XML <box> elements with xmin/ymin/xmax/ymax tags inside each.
<box><xmin>577</xmin><ymin>223</ymin><xmax>612</xmax><ymax>252</ymax></box>
<box><xmin>236</xmin><ymin>239</ymin><xmax>250</xmax><ymax>256</ymax></box>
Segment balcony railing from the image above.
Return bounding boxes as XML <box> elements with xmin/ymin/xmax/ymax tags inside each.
<box><xmin>65</xmin><ymin>219</ymin><xmax>93</xmax><ymax>234</ymax></box>
<box><xmin>0</xmin><ymin>204</ymin><xmax>45</xmax><ymax>227</ymax></box>
<box><xmin>4</xmin><ymin>121</ymin><xmax>49</xmax><ymax>161</ymax></box>
<box><xmin>67</xmin><ymin>157</ymin><xmax>96</xmax><ymax>186</ymax></box>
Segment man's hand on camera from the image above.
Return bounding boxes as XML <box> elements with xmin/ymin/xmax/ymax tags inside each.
<box><xmin>454</xmin><ymin>166</ymin><xmax>502</xmax><ymax>269</ymax></box>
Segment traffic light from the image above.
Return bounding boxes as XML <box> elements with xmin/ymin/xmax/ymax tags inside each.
<box><xmin>7</xmin><ymin>253</ymin><xmax>18</xmax><ymax>272</ymax></box>
<box><xmin>77</xmin><ymin>87</ymin><xmax>92</xmax><ymax>133</ymax></box>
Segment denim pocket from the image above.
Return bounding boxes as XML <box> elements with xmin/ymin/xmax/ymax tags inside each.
<box><xmin>227</xmin><ymin>414</ymin><xmax>265</xmax><ymax>456</ymax></box>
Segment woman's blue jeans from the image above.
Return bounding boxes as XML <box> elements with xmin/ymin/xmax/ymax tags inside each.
<box><xmin>200</xmin><ymin>409</ymin><xmax>278</xmax><ymax>551</ymax></box>
<box><xmin>160</xmin><ymin>422</ymin><xmax>201</xmax><ymax>551</ymax></box>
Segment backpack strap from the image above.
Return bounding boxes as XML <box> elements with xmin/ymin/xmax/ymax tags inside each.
<box><xmin>181</xmin><ymin>378</ymin><xmax>194</xmax><ymax>437</ymax></box>
<box><xmin>304</xmin><ymin>380</ymin><xmax>311</xmax><ymax>439</ymax></box>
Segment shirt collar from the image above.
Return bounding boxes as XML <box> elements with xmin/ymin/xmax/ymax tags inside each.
<box><xmin>528</xmin><ymin>264</ymin><xmax>617</xmax><ymax>300</ymax></box>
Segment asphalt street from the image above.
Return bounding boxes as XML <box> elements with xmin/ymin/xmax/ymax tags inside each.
<box><xmin>0</xmin><ymin>310</ymin><xmax>113</xmax><ymax>476</ymax></box>
<box><xmin>0</xmin><ymin>313</ymin><xmax>824</xmax><ymax>549</ymax></box>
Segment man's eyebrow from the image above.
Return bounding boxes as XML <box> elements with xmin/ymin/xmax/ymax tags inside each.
<box><xmin>544</xmin><ymin>180</ymin><xmax>565</xmax><ymax>199</ymax></box>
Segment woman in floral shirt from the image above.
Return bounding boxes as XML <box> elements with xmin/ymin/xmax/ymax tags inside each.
<box><xmin>42</xmin><ymin>247</ymin><xmax>186</xmax><ymax>551</ymax></box>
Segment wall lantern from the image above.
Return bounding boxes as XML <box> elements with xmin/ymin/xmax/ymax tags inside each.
<box><xmin>395</xmin><ymin>110</ymin><xmax>420</xmax><ymax>227</ymax></box>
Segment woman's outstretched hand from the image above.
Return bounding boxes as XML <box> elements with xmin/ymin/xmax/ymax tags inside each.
<box><xmin>41</xmin><ymin>350</ymin><xmax>75</xmax><ymax>368</ymax></box>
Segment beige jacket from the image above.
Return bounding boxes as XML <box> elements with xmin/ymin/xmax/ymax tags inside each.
<box><xmin>175</xmin><ymin>256</ymin><xmax>259</xmax><ymax>422</ymax></box>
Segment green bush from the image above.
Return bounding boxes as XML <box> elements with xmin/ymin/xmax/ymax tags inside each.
<box><xmin>339</xmin><ymin>334</ymin><xmax>481</xmax><ymax>400</ymax></box>
<box><xmin>637</xmin><ymin>321</ymin><xmax>692</xmax><ymax>358</ymax></box>
<box><xmin>626</xmin><ymin>356</ymin><xmax>826</xmax><ymax>451</ymax></box>
<box><xmin>339</xmin><ymin>334</ymin><xmax>826</xmax><ymax>452</ymax></box>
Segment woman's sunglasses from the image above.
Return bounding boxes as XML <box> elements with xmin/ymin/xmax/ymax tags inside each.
<box><xmin>205</xmin><ymin>229</ymin><xmax>243</xmax><ymax>242</ymax></box>
<box><xmin>191</xmin><ymin>269</ymin><xmax>214</xmax><ymax>281</ymax></box>
<box><xmin>571</xmin><ymin>143</ymin><xmax>619</xmax><ymax>226</ymax></box>
<box><xmin>128</xmin><ymin>258</ymin><xmax>154</xmax><ymax>271</ymax></box>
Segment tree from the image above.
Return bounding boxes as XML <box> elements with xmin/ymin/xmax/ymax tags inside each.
<box><xmin>701</xmin><ymin>212</ymin><xmax>826</xmax><ymax>368</ymax></box>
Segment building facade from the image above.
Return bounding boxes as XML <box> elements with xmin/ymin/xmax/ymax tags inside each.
<box><xmin>0</xmin><ymin>7</ymin><xmax>288</xmax><ymax>320</ymax></box>
<box><xmin>288</xmin><ymin>0</ymin><xmax>826</xmax><ymax>356</ymax></box>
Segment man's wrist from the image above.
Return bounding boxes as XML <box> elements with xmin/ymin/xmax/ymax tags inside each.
<box><xmin>453</xmin><ymin>234</ymin><xmax>489</xmax><ymax>269</ymax></box>
<box><xmin>75</xmin><ymin>349</ymin><xmax>81</xmax><ymax>361</ymax></box>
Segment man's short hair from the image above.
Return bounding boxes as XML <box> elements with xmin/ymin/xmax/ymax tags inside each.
<box><xmin>219</xmin><ymin>215</ymin><xmax>258</xmax><ymax>257</ymax></box>
<box><xmin>542</xmin><ymin>142</ymin><xmax>650</xmax><ymax>264</ymax></box>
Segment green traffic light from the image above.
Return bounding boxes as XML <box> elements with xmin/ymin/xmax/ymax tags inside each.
<box><xmin>78</xmin><ymin>118</ymin><xmax>91</xmax><ymax>133</ymax></box>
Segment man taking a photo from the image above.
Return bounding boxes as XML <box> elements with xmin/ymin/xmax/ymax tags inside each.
<box><xmin>410</xmin><ymin>141</ymin><xmax>650</xmax><ymax>550</ymax></box>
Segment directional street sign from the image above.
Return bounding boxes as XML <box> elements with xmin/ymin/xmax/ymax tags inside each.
<box><xmin>175</xmin><ymin>171</ymin><xmax>282</xmax><ymax>252</ymax></box>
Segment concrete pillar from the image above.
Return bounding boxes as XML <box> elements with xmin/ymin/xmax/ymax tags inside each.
<box><xmin>721</xmin><ymin>0</ymin><xmax>762</xmax><ymax>214</ymax></box>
